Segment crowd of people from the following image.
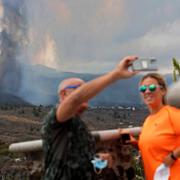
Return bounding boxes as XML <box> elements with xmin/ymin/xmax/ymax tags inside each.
<box><xmin>41</xmin><ymin>55</ymin><xmax>180</xmax><ymax>180</ymax></box>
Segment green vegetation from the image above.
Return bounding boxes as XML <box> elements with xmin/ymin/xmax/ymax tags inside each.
<box><xmin>0</xmin><ymin>144</ymin><xmax>9</xmax><ymax>157</ymax></box>
<box><xmin>32</xmin><ymin>107</ymin><xmax>40</xmax><ymax>117</ymax></box>
<box><xmin>0</xmin><ymin>144</ymin><xmax>20</xmax><ymax>159</ymax></box>
<box><xmin>1</xmin><ymin>105</ymin><xmax>8</xmax><ymax>110</ymax></box>
<box><xmin>172</xmin><ymin>58</ymin><xmax>180</xmax><ymax>82</ymax></box>
<box><xmin>134</xmin><ymin>156</ymin><xmax>145</xmax><ymax>180</ymax></box>
<box><xmin>18</xmin><ymin>109</ymin><xmax>25</xmax><ymax>114</ymax></box>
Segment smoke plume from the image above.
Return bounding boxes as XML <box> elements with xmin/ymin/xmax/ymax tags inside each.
<box><xmin>0</xmin><ymin>0</ymin><xmax>62</xmax><ymax>105</ymax></box>
<box><xmin>0</xmin><ymin>0</ymin><xmax>27</xmax><ymax>94</ymax></box>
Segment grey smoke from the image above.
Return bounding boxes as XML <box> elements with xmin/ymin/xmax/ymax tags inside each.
<box><xmin>0</xmin><ymin>0</ymin><xmax>27</xmax><ymax>94</ymax></box>
<box><xmin>0</xmin><ymin>0</ymin><xmax>61</xmax><ymax>105</ymax></box>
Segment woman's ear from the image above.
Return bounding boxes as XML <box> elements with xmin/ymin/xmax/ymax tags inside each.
<box><xmin>161</xmin><ymin>88</ymin><xmax>167</xmax><ymax>96</ymax></box>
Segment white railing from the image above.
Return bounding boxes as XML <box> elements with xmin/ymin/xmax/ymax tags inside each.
<box><xmin>9</xmin><ymin>127</ymin><xmax>141</xmax><ymax>153</ymax></box>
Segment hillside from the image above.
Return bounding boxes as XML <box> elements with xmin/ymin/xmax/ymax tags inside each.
<box><xmin>0</xmin><ymin>92</ymin><xmax>31</xmax><ymax>106</ymax></box>
<box><xmin>0</xmin><ymin>105</ymin><xmax>148</xmax><ymax>179</ymax></box>
<box><xmin>0</xmin><ymin>64</ymin><xmax>174</xmax><ymax>106</ymax></box>
<box><xmin>0</xmin><ymin>105</ymin><xmax>148</xmax><ymax>145</ymax></box>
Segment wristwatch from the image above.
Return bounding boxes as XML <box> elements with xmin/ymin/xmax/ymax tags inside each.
<box><xmin>170</xmin><ymin>151</ymin><xmax>177</xmax><ymax>161</ymax></box>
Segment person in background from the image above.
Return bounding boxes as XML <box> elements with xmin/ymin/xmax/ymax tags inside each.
<box><xmin>138</xmin><ymin>73</ymin><xmax>180</xmax><ymax>180</ymax></box>
<box><xmin>41</xmin><ymin>55</ymin><xmax>138</xmax><ymax>180</ymax></box>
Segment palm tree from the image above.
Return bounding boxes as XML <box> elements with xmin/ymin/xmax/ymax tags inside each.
<box><xmin>172</xmin><ymin>58</ymin><xmax>180</xmax><ymax>82</ymax></box>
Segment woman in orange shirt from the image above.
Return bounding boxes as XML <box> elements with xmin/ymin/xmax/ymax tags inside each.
<box><xmin>138</xmin><ymin>73</ymin><xmax>180</xmax><ymax>180</ymax></box>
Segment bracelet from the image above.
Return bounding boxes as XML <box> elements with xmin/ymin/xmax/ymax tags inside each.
<box><xmin>170</xmin><ymin>151</ymin><xmax>177</xmax><ymax>161</ymax></box>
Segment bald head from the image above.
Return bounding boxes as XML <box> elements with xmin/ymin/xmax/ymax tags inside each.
<box><xmin>57</xmin><ymin>77</ymin><xmax>88</xmax><ymax>114</ymax></box>
<box><xmin>58</xmin><ymin>78</ymin><xmax>85</xmax><ymax>97</ymax></box>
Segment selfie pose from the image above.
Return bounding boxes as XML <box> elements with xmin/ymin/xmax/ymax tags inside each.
<box><xmin>41</xmin><ymin>56</ymin><xmax>138</xmax><ymax>180</ymax></box>
<box><xmin>138</xmin><ymin>73</ymin><xmax>180</xmax><ymax>180</ymax></box>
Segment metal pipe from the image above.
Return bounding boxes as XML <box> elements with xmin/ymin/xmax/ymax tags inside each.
<box><xmin>9</xmin><ymin>140</ymin><xmax>42</xmax><ymax>153</ymax></box>
<box><xmin>9</xmin><ymin>127</ymin><xmax>142</xmax><ymax>153</ymax></box>
<box><xmin>92</xmin><ymin>127</ymin><xmax>141</xmax><ymax>141</ymax></box>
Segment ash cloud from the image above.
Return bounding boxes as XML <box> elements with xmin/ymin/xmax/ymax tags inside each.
<box><xmin>0</xmin><ymin>0</ymin><xmax>27</xmax><ymax>94</ymax></box>
<box><xmin>0</xmin><ymin>0</ymin><xmax>61</xmax><ymax>105</ymax></box>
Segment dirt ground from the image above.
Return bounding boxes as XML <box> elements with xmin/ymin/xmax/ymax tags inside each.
<box><xmin>0</xmin><ymin>105</ymin><xmax>147</xmax><ymax>179</ymax></box>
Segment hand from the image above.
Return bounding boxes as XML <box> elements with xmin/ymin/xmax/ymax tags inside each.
<box><xmin>127</xmin><ymin>135</ymin><xmax>139</xmax><ymax>147</ymax></box>
<box><xmin>115</xmin><ymin>55</ymin><xmax>138</xmax><ymax>79</ymax></box>
<box><xmin>118</xmin><ymin>129</ymin><xmax>138</xmax><ymax>147</ymax></box>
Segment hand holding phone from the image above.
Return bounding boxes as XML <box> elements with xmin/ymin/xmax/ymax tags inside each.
<box><xmin>121</xmin><ymin>133</ymin><xmax>131</xmax><ymax>145</ymax></box>
<box><xmin>132</xmin><ymin>58</ymin><xmax>158</xmax><ymax>71</ymax></box>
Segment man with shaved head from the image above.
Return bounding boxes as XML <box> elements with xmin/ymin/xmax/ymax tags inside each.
<box><xmin>41</xmin><ymin>55</ymin><xmax>138</xmax><ymax>180</ymax></box>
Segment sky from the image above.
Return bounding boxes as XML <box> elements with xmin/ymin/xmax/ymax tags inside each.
<box><xmin>24</xmin><ymin>0</ymin><xmax>180</xmax><ymax>74</ymax></box>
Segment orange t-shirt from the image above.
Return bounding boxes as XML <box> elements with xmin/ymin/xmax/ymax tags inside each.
<box><xmin>138</xmin><ymin>105</ymin><xmax>180</xmax><ymax>180</ymax></box>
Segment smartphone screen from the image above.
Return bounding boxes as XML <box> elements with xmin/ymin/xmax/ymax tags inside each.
<box><xmin>132</xmin><ymin>58</ymin><xmax>158</xmax><ymax>71</ymax></box>
<box><xmin>121</xmin><ymin>133</ymin><xmax>130</xmax><ymax>145</ymax></box>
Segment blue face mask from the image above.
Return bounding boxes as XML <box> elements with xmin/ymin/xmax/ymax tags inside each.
<box><xmin>91</xmin><ymin>157</ymin><xmax>108</xmax><ymax>170</ymax></box>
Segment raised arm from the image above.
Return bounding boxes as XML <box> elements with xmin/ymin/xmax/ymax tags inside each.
<box><xmin>56</xmin><ymin>55</ymin><xmax>138</xmax><ymax>122</ymax></box>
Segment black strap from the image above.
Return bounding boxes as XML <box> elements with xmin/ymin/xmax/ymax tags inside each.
<box><xmin>170</xmin><ymin>151</ymin><xmax>177</xmax><ymax>161</ymax></box>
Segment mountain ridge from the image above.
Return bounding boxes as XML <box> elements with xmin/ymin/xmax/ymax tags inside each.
<box><xmin>0</xmin><ymin>64</ymin><xmax>174</xmax><ymax>106</ymax></box>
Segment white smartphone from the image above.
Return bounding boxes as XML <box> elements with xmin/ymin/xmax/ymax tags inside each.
<box><xmin>132</xmin><ymin>58</ymin><xmax>158</xmax><ymax>71</ymax></box>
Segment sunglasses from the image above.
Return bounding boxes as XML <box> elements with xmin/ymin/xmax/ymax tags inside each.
<box><xmin>63</xmin><ymin>84</ymin><xmax>81</xmax><ymax>90</ymax></box>
<box><xmin>139</xmin><ymin>84</ymin><xmax>162</xmax><ymax>93</ymax></box>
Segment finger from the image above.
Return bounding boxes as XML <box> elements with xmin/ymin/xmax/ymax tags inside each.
<box><xmin>125</xmin><ymin>55</ymin><xmax>138</xmax><ymax>62</ymax></box>
<box><xmin>125</xmin><ymin>57</ymin><xmax>138</xmax><ymax>67</ymax></box>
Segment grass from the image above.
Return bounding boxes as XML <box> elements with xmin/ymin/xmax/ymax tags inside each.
<box><xmin>0</xmin><ymin>144</ymin><xmax>21</xmax><ymax>159</ymax></box>
<box><xmin>0</xmin><ymin>144</ymin><xmax>9</xmax><ymax>157</ymax></box>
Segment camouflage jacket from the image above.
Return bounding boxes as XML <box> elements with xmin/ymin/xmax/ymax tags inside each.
<box><xmin>41</xmin><ymin>107</ymin><xmax>96</xmax><ymax>180</ymax></box>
